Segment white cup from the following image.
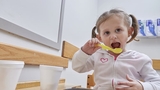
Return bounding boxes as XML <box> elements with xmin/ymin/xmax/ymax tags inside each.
<box><xmin>40</xmin><ymin>65</ymin><xmax>63</xmax><ymax>90</ymax></box>
<box><xmin>0</xmin><ymin>60</ymin><xmax>24</xmax><ymax>90</ymax></box>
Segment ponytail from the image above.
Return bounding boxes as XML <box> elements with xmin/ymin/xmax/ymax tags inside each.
<box><xmin>127</xmin><ymin>14</ymin><xmax>139</xmax><ymax>43</ymax></box>
<box><xmin>91</xmin><ymin>26</ymin><xmax>97</xmax><ymax>38</ymax></box>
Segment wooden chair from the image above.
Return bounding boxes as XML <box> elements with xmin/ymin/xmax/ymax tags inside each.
<box><xmin>61</xmin><ymin>41</ymin><xmax>79</xmax><ymax>59</ymax></box>
<box><xmin>87</xmin><ymin>73</ymin><xmax>95</xmax><ymax>89</ymax></box>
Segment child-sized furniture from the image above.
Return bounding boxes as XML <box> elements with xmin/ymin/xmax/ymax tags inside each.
<box><xmin>0</xmin><ymin>41</ymin><xmax>80</xmax><ymax>90</ymax></box>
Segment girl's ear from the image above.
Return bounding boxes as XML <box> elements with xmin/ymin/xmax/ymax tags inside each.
<box><xmin>128</xmin><ymin>27</ymin><xmax>134</xmax><ymax>37</ymax></box>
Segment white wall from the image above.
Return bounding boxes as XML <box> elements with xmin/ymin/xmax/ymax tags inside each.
<box><xmin>0</xmin><ymin>0</ymin><xmax>160</xmax><ymax>88</ymax></box>
<box><xmin>62</xmin><ymin>0</ymin><xmax>98</xmax><ymax>47</ymax></box>
<box><xmin>61</xmin><ymin>0</ymin><xmax>97</xmax><ymax>87</ymax></box>
<box><xmin>97</xmin><ymin>0</ymin><xmax>160</xmax><ymax>20</ymax></box>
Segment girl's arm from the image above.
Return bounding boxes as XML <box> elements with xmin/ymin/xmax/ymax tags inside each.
<box><xmin>140</xmin><ymin>56</ymin><xmax>160</xmax><ymax>90</ymax></box>
<box><xmin>72</xmin><ymin>49</ymin><xmax>94</xmax><ymax>73</ymax></box>
<box><xmin>72</xmin><ymin>38</ymin><xmax>100</xmax><ymax>73</ymax></box>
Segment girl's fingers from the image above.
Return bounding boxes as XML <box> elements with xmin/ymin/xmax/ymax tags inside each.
<box><xmin>116</xmin><ymin>86</ymin><xmax>133</xmax><ymax>90</ymax></box>
<box><xmin>89</xmin><ymin>38</ymin><xmax>100</xmax><ymax>47</ymax></box>
<box><xmin>117</xmin><ymin>75</ymin><xmax>134</xmax><ymax>87</ymax></box>
<box><xmin>126</xmin><ymin>74</ymin><xmax>134</xmax><ymax>82</ymax></box>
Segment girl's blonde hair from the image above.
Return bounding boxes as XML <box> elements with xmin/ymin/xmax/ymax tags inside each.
<box><xmin>92</xmin><ymin>9</ymin><xmax>139</xmax><ymax>43</ymax></box>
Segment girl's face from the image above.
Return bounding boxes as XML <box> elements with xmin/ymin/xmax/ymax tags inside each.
<box><xmin>98</xmin><ymin>15</ymin><xmax>133</xmax><ymax>53</ymax></box>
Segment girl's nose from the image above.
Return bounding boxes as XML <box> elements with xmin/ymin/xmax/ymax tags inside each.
<box><xmin>109</xmin><ymin>34</ymin><xmax>117</xmax><ymax>40</ymax></box>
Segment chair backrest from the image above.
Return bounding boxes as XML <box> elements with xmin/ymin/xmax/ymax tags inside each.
<box><xmin>87</xmin><ymin>73</ymin><xmax>95</xmax><ymax>88</ymax></box>
<box><xmin>61</xmin><ymin>41</ymin><xmax>79</xmax><ymax>59</ymax></box>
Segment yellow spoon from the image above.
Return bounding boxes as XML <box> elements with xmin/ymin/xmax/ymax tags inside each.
<box><xmin>98</xmin><ymin>43</ymin><xmax>122</xmax><ymax>54</ymax></box>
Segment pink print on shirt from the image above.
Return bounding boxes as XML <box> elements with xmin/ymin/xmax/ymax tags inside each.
<box><xmin>100</xmin><ymin>58</ymin><xmax>108</xmax><ymax>63</ymax></box>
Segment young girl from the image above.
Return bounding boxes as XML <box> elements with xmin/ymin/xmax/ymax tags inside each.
<box><xmin>72</xmin><ymin>9</ymin><xmax>160</xmax><ymax>90</ymax></box>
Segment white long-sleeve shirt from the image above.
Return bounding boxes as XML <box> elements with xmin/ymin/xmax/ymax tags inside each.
<box><xmin>72</xmin><ymin>49</ymin><xmax>160</xmax><ymax>90</ymax></box>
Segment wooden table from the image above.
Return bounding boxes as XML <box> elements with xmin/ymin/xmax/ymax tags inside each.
<box><xmin>17</xmin><ymin>84</ymin><xmax>81</xmax><ymax>90</ymax></box>
<box><xmin>16</xmin><ymin>79</ymin><xmax>81</xmax><ymax>90</ymax></box>
<box><xmin>16</xmin><ymin>83</ymin><xmax>65</xmax><ymax>90</ymax></box>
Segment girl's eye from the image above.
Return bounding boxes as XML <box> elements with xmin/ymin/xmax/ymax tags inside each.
<box><xmin>105</xmin><ymin>31</ymin><xmax>110</xmax><ymax>35</ymax></box>
<box><xmin>115</xmin><ymin>29</ymin><xmax>121</xmax><ymax>33</ymax></box>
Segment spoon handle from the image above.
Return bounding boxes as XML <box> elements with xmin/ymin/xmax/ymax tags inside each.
<box><xmin>97</xmin><ymin>43</ymin><xmax>112</xmax><ymax>51</ymax></box>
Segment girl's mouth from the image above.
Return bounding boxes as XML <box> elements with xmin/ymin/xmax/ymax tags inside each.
<box><xmin>111</xmin><ymin>42</ymin><xmax>121</xmax><ymax>49</ymax></box>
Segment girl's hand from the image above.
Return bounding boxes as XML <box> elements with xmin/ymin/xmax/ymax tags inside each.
<box><xmin>81</xmin><ymin>38</ymin><xmax>101</xmax><ymax>55</ymax></box>
<box><xmin>116</xmin><ymin>75</ymin><xmax>143</xmax><ymax>90</ymax></box>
